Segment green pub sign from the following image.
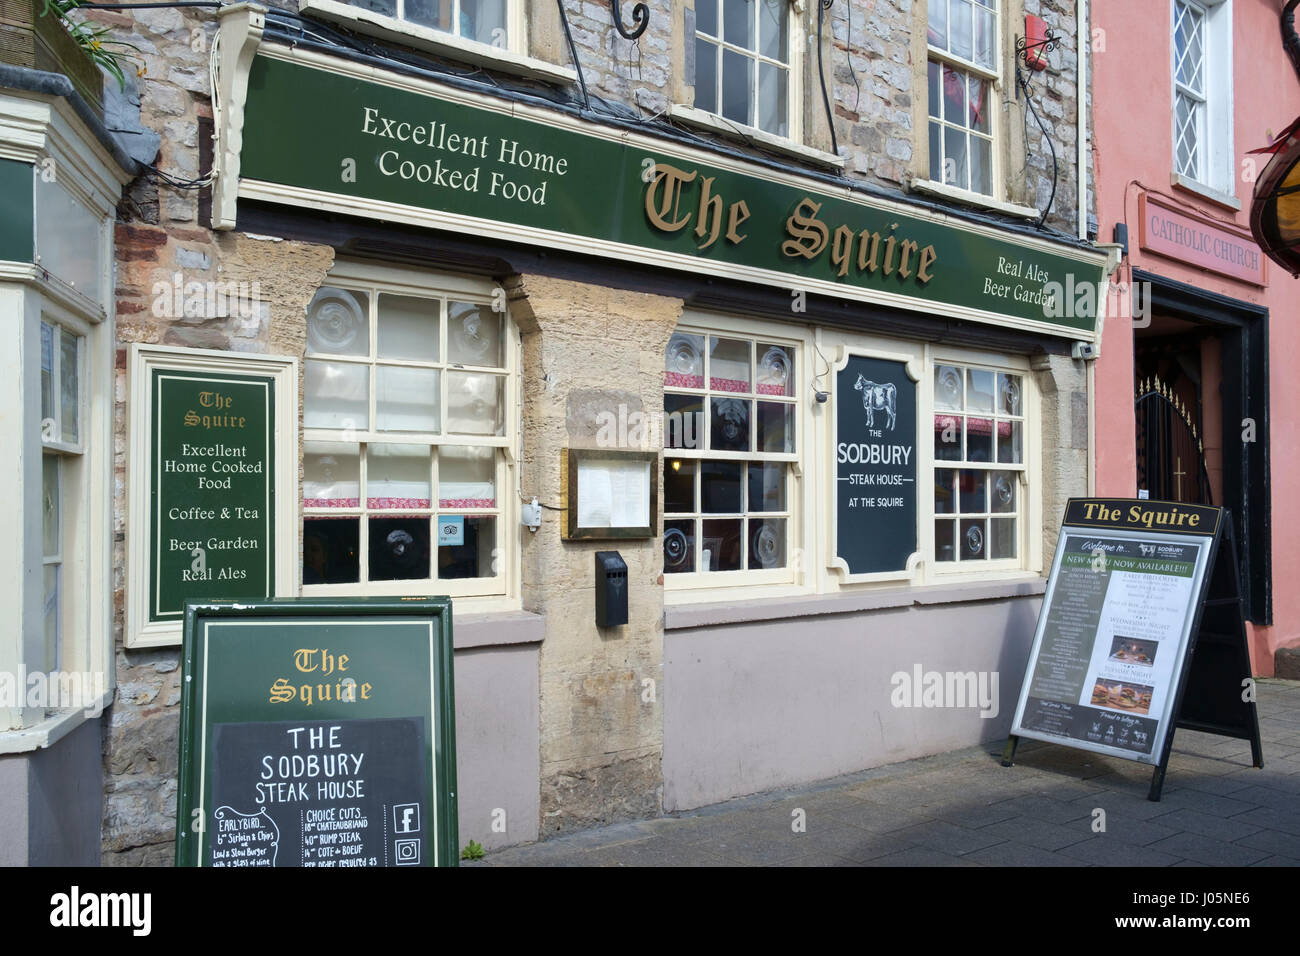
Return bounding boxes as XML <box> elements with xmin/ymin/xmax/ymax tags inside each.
<box><xmin>176</xmin><ymin>598</ymin><xmax>459</xmax><ymax>867</ymax></box>
<box><xmin>149</xmin><ymin>369</ymin><xmax>275</xmax><ymax>621</ymax></box>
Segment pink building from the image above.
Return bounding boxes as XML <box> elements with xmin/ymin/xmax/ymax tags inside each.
<box><xmin>1092</xmin><ymin>0</ymin><xmax>1300</xmax><ymax>674</ymax></box>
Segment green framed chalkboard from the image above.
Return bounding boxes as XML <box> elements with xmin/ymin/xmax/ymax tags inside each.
<box><xmin>175</xmin><ymin>598</ymin><xmax>458</xmax><ymax>867</ymax></box>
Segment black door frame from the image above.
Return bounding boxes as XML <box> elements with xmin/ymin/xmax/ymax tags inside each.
<box><xmin>1132</xmin><ymin>268</ymin><xmax>1272</xmax><ymax>625</ymax></box>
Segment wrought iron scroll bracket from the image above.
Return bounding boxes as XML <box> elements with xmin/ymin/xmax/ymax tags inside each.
<box><xmin>1015</xmin><ymin>31</ymin><xmax>1061</xmax><ymax>72</ymax></box>
<box><xmin>611</xmin><ymin>0</ymin><xmax>649</xmax><ymax>40</ymax></box>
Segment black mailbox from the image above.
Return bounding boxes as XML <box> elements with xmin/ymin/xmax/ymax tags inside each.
<box><xmin>595</xmin><ymin>551</ymin><xmax>628</xmax><ymax>627</ymax></box>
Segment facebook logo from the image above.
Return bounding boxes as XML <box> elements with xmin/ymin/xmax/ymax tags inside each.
<box><xmin>394</xmin><ymin>803</ymin><xmax>420</xmax><ymax>834</ymax></box>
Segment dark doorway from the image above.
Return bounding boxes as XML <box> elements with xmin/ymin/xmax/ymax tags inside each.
<box><xmin>1131</xmin><ymin>270</ymin><xmax>1271</xmax><ymax>625</ymax></box>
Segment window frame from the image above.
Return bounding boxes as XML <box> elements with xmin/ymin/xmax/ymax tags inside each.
<box><xmin>297</xmin><ymin>0</ymin><xmax>576</xmax><ymax>86</ymax></box>
<box><xmin>662</xmin><ymin>311</ymin><xmax>810</xmax><ymax>596</ymax></box>
<box><xmin>924</xmin><ymin>0</ymin><xmax>1002</xmax><ymax>201</ymax></box>
<box><xmin>1169</xmin><ymin>0</ymin><xmax>1234</xmax><ymax>199</ymax></box>
<box><xmin>300</xmin><ymin>260</ymin><xmax>520</xmax><ymax>608</ymax></box>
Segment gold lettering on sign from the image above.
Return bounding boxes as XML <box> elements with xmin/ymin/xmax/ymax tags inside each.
<box><xmin>644</xmin><ymin>163</ymin><xmax>697</xmax><ymax>233</ymax></box>
<box><xmin>270</xmin><ymin>647</ymin><xmax>373</xmax><ymax>706</ymax></box>
<box><xmin>782</xmin><ymin>198</ymin><xmax>830</xmax><ymax>259</ymax></box>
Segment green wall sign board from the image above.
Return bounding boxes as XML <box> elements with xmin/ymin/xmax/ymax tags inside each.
<box><xmin>1004</xmin><ymin>498</ymin><xmax>1263</xmax><ymax>799</ymax></box>
<box><xmin>176</xmin><ymin>598</ymin><xmax>458</xmax><ymax>867</ymax></box>
<box><xmin>224</xmin><ymin>45</ymin><xmax>1108</xmax><ymax>340</ymax></box>
<box><xmin>0</xmin><ymin>158</ymin><xmax>34</xmax><ymax>263</ymax></box>
<box><xmin>149</xmin><ymin>368</ymin><xmax>275</xmax><ymax>621</ymax></box>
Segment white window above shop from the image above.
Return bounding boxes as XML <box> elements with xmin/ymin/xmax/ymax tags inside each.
<box><xmin>926</xmin><ymin>0</ymin><xmax>999</xmax><ymax>198</ymax></box>
<box><xmin>1170</xmin><ymin>0</ymin><xmax>1235</xmax><ymax>203</ymax></box>
<box><xmin>298</xmin><ymin>0</ymin><xmax>576</xmax><ymax>84</ymax></box>
<box><xmin>691</xmin><ymin>0</ymin><xmax>794</xmax><ymax>140</ymax></box>
<box><xmin>300</xmin><ymin>263</ymin><xmax>518</xmax><ymax>605</ymax></box>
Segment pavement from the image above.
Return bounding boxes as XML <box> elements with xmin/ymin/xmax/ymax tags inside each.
<box><xmin>473</xmin><ymin>679</ymin><xmax>1300</xmax><ymax>867</ymax></box>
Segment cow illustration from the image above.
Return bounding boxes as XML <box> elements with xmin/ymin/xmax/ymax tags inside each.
<box><xmin>854</xmin><ymin>375</ymin><xmax>897</xmax><ymax>430</ymax></box>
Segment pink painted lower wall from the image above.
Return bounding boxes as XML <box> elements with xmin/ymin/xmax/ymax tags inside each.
<box><xmin>1091</xmin><ymin>0</ymin><xmax>1300</xmax><ymax>675</ymax></box>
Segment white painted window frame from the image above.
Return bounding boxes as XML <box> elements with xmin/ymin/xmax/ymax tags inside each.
<box><xmin>300</xmin><ymin>259</ymin><xmax>521</xmax><ymax>611</ymax></box>
<box><xmin>297</xmin><ymin>0</ymin><xmax>576</xmax><ymax>85</ymax></box>
<box><xmin>1170</xmin><ymin>0</ymin><xmax>1234</xmax><ymax>199</ymax></box>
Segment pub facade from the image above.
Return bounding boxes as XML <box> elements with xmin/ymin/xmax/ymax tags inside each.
<box><xmin>1</xmin><ymin>0</ymin><xmax>1112</xmax><ymax>863</ymax></box>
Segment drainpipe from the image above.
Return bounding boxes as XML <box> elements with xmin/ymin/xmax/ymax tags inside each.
<box><xmin>1078</xmin><ymin>0</ymin><xmax>1095</xmax><ymax>494</ymax></box>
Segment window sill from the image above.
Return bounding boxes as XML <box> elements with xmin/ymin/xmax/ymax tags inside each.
<box><xmin>909</xmin><ymin>178</ymin><xmax>1040</xmax><ymax>220</ymax></box>
<box><xmin>452</xmin><ymin>609</ymin><xmax>545</xmax><ymax>649</ymax></box>
<box><xmin>668</xmin><ymin>105</ymin><xmax>845</xmax><ymax>170</ymax></box>
<box><xmin>298</xmin><ymin>0</ymin><xmax>578</xmax><ymax>86</ymax></box>
<box><xmin>663</xmin><ymin>574</ymin><xmax>1046</xmax><ymax>630</ymax></box>
<box><xmin>0</xmin><ymin>695</ymin><xmax>110</xmax><ymax>756</ymax></box>
<box><xmin>1170</xmin><ymin>173</ymin><xmax>1242</xmax><ymax>212</ymax></box>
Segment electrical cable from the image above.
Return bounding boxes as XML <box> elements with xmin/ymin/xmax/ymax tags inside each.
<box><xmin>816</xmin><ymin>0</ymin><xmax>838</xmax><ymax>158</ymax></box>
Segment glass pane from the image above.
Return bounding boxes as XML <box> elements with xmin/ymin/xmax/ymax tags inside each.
<box><xmin>303</xmin><ymin>516</ymin><xmax>360</xmax><ymax>584</ymax></box>
<box><xmin>935</xmin><ymin>414</ymin><xmax>962</xmax><ymax>461</ymax></box>
<box><xmin>756</xmin><ymin>401</ymin><xmax>794</xmax><ymax>453</ymax></box>
<box><xmin>44</xmin><ymin>563</ymin><xmax>59</xmax><ymax>672</ymax></box>
<box><xmin>758</xmin><ymin>0</ymin><xmax>786</xmax><ymax>60</ymax></box>
<box><xmin>369</xmin><ymin>516</ymin><xmax>430</xmax><ymax>581</ymax></box>
<box><xmin>929</xmin><ymin>0</ymin><xmax>947</xmax><ymax>47</ymax></box>
<box><xmin>666</xmin><ymin>332</ymin><xmax>705</xmax><ymax>388</ymax></box>
<box><xmin>60</xmin><ymin>329</ymin><xmax>78</xmax><ymax>444</ymax></box>
<box><xmin>459</xmin><ymin>0</ymin><xmax>506</xmax><ymax>45</ymax></box>
<box><xmin>439</xmin><ymin>515</ymin><xmax>496</xmax><ymax>579</ymax></box>
<box><xmin>966</xmin><ymin>369</ymin><xmax>995</xmax><ymax>411</ymax></box>
<box><xmin>757</xmin><ymin>63</ymin><xmax>788</xmax><ymax>137</ymax></box>
<box><xmin>695</xmin><ymin>38</ymin><xmax>718</xmax><ymax>113</ymax></box>
<box><xmin>990</xmin><ymin>517</ymin><xmax>1016</xmax><ymax>559</ymax></box>
<box><xmin>711</xmin><ymin>397</ymin><xmax>751</xmax><ymax>452</ymax></box>
<box><xmin>970</xmin><ymin>136</ymin><xmax>992</xmax><ymax>196</ymax></box>
<box><xmin>349</xmin><ymin>0</ymin><xmax>397</xmax><ymax>16</ymax></box>
<box><xmin>966</xmin><ymin>417</ymin><xmax>993</xmax><ymax>462</ymax></box>
<box><xmin>702</xmin><ymin>518</ymin><xmax>742</xmax><ymax>571</ymax></box>
<box><xmin>404</xmin><ymin>0</ymin><xmax>449</xmax><ymax>30</ymax></box>
<box><xmin>968</xmin><ymin>76</ymin><xmax>990</xmax><ymax>133</ymax></box>
<box><xmin>935</xmin><ymin>519</ymin><xmax>956</xmax><ymax>562</ymax></box>
<box><xmin>304</xmin><ymin>360</ymin><xmax>369</xmax><ymax>430</ymax></box>
<box><xmin>664</xmin><ymin>519</ymin><xmax>696</xmax><ymax>573</ymax></box>
<box><xmin>303</xmin><ymin>441</ymin><xmax>360</xmax><ymax>507</ymax></box>
<box><xmin>756</xmin><ymin>344</ymin><xmax>794</xmax><ymax>396</ymax></box>
<box><xmin>307</xmin><ymin>287</ymin><xmax>370</xmax><ymax>357</ymax></box>
<box><xmin>378</xmin><ymin>294</ymin><xmax>439</xmax><ymax>362</ymax></box>
<box><xmin>748</xmin><ymin>462</ymin><xmax>786</xmax><ymax>512</ymax></box>
<box><xmin>974</xmin><ymin>5</ymin><xmax>995</xmax><ymax>68</ymax></box>
<box><xmin>723</xmin><ymin>0</ymin><xmax>754</xmax><ymax>48</ymax></box>
<box><xmin>721</xmin><ymin>48</ymin><xmax>754</xmax><ymax>126</ymax></box>
<box><xmin>446</xmin><ymin>371</ymin><xmax>504</xmax><ymax>435</ymax></box>
<box><xmin>944</xmin><ymin>125</ymin><xmax>968</xmax><ymax>189</ymax></box>
<box><xmin>997</xmin><ymin>420</ymin><xmax>1023</xmax><ymax>464</ymax></box>
<box><xmin>942</xmin><ymin>65</ymin><xmax>966</xmax><ymax>125</ymax></box>
<box><xmin>934</xmin><ymin>467</ymin><xmax>956</xmax><ymax>515</ymax></box>
<box><xmin>748</xmin><ymin>517</ymin><xmax>785</xmax><ymax>569</ymax></box>
<box><xmin>999</xmin><ymin>373</ymin><xmax>1022</xmax><ymax>415</ymax></box>
<box><xmin>368</xmin><ymin>443</ymin><xmax>431</xmax><ymax>509</ymax></box>
<box><xmin>665</xmin><ymin>393</ymin><xmax>704</xmax><ymax>450</ymax></box>
<box><xmin>376</xmin><ymin>365</ymin><xmax>440</xmax><ymax>433</ymax></box>
<box><xmin>42</xmin><ymin>455</ymin><xmax>59</xmax><ymax>556</ymax></box>
<box><xmin>439</xmin><ymin>445</ymin><xmax>496</xmax><ymax>508</ymax></box>
<box><xmin>696</xmin><ymin>0</ymin><xmax>717</xmax><ymax>36</ymax></box>
<box><xmin>959</xmin><ymin>469</ymin><xmax>986</xmax><ymax>512</ymax></box>
<box><xmin>447</xmin><ymin>301</ymin><xmax>503</xmax><ymax>367</ymax></box>
<box><xmin>700</xmin><ymin>460</ymin><xmax>743</xmax><ymax>513</ymax></box>
<box><xmin>929</xmin><ymin>122</ymin><xmax>943</xmax><ymax>182</ymax></box>
<box><xmin>664</xmin><ymin>458</ymin><xmax>697</xmax><ymax>513</ymax></box>
<box><xmin>928</xmin><ymin>62</ymin><xmax>942</xmax><ymax>118</ymax></box>
<box><xmin>935</xmin><ymin>365</ymin><xmax>962</xmax><ymax>409</ymax></box>
<box><xmin>991</xmin><ymin>471</ymin><xmax>1016</xmax><ymax>513</ymax></box>
<box><xmin>40</xmin><ymin>321</ymin><xmax>55</xmax><ymax>431</ymax></box>
<box><xmin>709</xmin><ymin>337</ymin><xmax>751</xmax><ymax>391</ymax></box>
<box><xmin>961</xmin><ymin>518</ymin><xmax>986</xmax><ymax>559</ymax></box>
<box><xmin>950</xmin><ymin>0</ymin><xmax>973</xmax><ymax>60</ymax></box>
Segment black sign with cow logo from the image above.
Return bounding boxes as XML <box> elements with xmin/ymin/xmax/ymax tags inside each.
<box><xmin>835</xmin><ymin>355</ymin><xmax>918</xmax><ymax>576</ymax></box>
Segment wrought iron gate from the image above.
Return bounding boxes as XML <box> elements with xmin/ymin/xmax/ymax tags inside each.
<box><xmin>1135</xmin><ymin>375</ymin><xmax>1213</xmax><ymax>504</ymax></box>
